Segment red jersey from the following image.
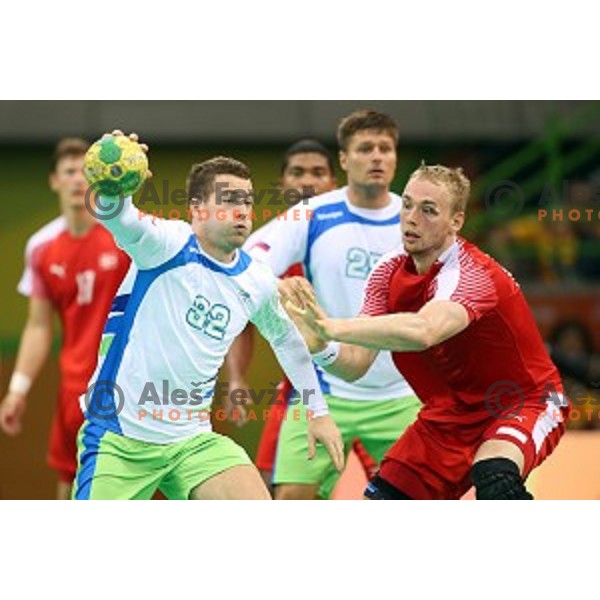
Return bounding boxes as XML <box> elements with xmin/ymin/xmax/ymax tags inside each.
<box><xmin>18</xmin><ymin>217</ymin><xmax>130</xmax><ymax>396</ymax></box>
<box><xmin>361</xmin><ymin>237</ymin><xmax>564</xmax><ymax>425</ymax></box>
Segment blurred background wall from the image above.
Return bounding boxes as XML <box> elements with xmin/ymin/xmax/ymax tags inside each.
<box><xmin>1</xmin><ymin>101</ymin><xmax>597</xmax><ymax>143</ymax></box>
<box><xmin>1</xmin><ymin>100</ymin><xmax>599</xmax><ymax>498</ymax></box>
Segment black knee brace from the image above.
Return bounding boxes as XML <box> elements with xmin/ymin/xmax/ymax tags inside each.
<box><xmin>471</xmin><ymin>458</ymin><xmax>533</xmax><ymax>500</ymax></box>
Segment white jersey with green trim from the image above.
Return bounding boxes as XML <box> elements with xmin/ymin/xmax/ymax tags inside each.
<box><xmin>82</xmin><ymin>197</ymin><xmax>328</xmax><ymax>444</ymax></box>
<box><xmin>245</xmin><ymin>187</ymin><xmax>414</xmax><ymax>401</ymax></box>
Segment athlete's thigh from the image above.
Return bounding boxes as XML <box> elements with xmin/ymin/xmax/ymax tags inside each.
<box><xmin>190</xmin><ymin>464</ymin><xmax>271</xmax><ymax>500</ymax></box>
<box><xmin>72</xmin><ymin>421</ymin><xmax>165</xmax><ymax>500</ymax></box>
<box><xmin>480</xmin><ymin>397</ymin><xmax>569</xmax><ymax>477</ymax></box>
<box><xmin>161</xmin><ymin>431</ymin><xmax>255</xmax><ymax>500</ymax></box>
<box><xmin>377</xmin><ymin>419</ymin><xmax>475</xmax><ymax>500</ymax></box>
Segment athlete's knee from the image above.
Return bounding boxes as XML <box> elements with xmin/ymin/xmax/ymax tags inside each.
<box><xmin>471</xmin><ymin>458</ymin><xmax>533</xmax><ymax>500</ymax></box>
<box><xmin>364</xmin><ymin>475</ymin><xmax>413</xmax><ymax>500</ymax></box>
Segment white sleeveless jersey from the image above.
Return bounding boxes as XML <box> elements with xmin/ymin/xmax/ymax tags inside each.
<box><xmin>83</xmin><ymin>198</ymin><xmax>328</xmax><ymax>444</ymax></box>
<box><xmin>245</xmin><ymin>187</ymin><xmax>415</xmax><ymax>401</ymax></box>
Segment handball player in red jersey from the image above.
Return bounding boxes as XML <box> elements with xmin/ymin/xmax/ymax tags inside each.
<box><xmin>0</xmin><ymin>138</ymin><xmax>130</xmax><ymax>499</ymax></box>
<box><xmin>288</xmin><ymin>163</ymin><xmax>569</xmax><ymax>500</ymax></box>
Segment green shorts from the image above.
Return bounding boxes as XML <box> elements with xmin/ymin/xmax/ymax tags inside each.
<box><xmin>273</xmin><ymin>394</ymin><xmax>421</xmax><ymax>498</ymax></box>
<box><xmin>73</xmin><ymin>421</ymin><xmax>251</xmax><ymax>500</ymax></box>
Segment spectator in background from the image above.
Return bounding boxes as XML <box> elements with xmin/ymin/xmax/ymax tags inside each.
<box><xmin>537</xmin><ymin>219</ymin><xmax>579</xmax><ymax>282</ymax></box>
<box><xmin>548</xmin><ymin>321</ymin><xmax>600</xmax><ymax>430</ymax></box>
<box><xmin>481</xmin><ymin>212</ymin><xmax>580</xmax><ymax>284</ymax></box>
<box><xmin>568</xmin><ymin>181</ymin><xmax>600</xmax><ymax>281</ymax></box>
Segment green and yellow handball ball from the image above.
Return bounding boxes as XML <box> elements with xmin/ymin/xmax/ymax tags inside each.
<box><xmin>84</xmin><ymin>135</ymin><xmax>149</xmax><ymax>197</ymax></box>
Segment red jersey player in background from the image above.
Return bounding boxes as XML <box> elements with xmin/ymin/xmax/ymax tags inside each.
<box><xmin>289</xmin><ymin>163</ymin><xmax>569</xmax><ymax>500</ymax></box>
<box><xmin>0</xmin><ymin>138</ymin><xmax>130</xmax><ymax>499</ymax></box>
<box><xmin>226</xmin><ymin>139</ymin><xmax>378</xmax><ymax>491</ymax></box>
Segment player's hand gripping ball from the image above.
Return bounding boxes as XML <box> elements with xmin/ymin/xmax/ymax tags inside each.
<box><xmin>84</xmin><ymin>134</ymin><xmax>149</xmax><ymax>197</ymax></box>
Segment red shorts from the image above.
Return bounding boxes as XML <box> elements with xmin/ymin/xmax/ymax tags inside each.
<box><xmin>48</xmin><ymin>388</ymin><xmax>85</xmax><ymax>483</ymax></box>
<box><xmin>379</xmin><ymin>397</ymin><xmax>569</xmax><ymax>500</ymax></box>
<box><xmin>255</xmin><ymin>383</ymin><xmax>290</xmax><ymax>472</ymax></box>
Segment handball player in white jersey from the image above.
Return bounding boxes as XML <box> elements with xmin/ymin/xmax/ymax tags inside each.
<box><xmin>246</xmin><ymin>110</ymin><xmax>422</xmax><ymax>500</ymax></box>
<box><xmin>72</xmin><ymin>131</ymin><xmax>343</xmax><ymax>500</ymax></box>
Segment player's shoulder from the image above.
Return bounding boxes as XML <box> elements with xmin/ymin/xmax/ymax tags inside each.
<box><xmin>372</xmin><ymin>244</ymin><xmax>407</xmax><ymax>274</ymax></box>
<box><xmin>309</xmin><ymin>187</ymin><xmax>402</xmax><ymax>217</ymax></box>
<box><xmin>455</xmin><ymin>238</ymin><xmax>509</xmax><ymax>279</ymax></box>
<box><xmin>242</xmin><ymin>249</ymin><xmax>277</xmax><ymax>286</ymax></box>
<box><xmin>236</xmin><ymin>249</ymin><xmax>279</xmax><ymax>307</ymax></box>
<box><xmin>366</xmin><ymin>245</ymin><xmax>407</xmax><ymax>290</ymax></box>
<box><xmin>304</xmin><ymin>187</ymin><xmax>349</xmax><ymax>212</ymax></box>
<box><xmin>434</xmin><ymin>238</ymin><xmax>511</xmax><ymax>300</ymax></box>
<box><xmin>153</xmin><ymin>215</ymin><xmax>194</xmax><ymax>248</ymax></box>
<box><xmin>24</xmin><ymin>215</ymin><xmax>67</xmax><ymax>256</ymax></box>
<box><xmin>388</xmin><ymin>190</ymin><xmax>403</xmax><ymax>207</ymax></box>
<box><xmin>458</xmin><ymin>238</ymin><xmax>521</xmax><ymax>295</ymax></box>
<box><xmin>159</xmin><ymin>215</ymin><xmax>193</xmax><ymax>236</ymax></box>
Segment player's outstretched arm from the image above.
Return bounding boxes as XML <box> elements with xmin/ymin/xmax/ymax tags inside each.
<box><xmin>91</xmin><ymin>131</ymin><xmax>182</xmax><ymax>270</ymax></box>
<box><xmin>283</xmin><ymin>292</ymin><xmax>378</xmax><ymax>382</ymax></box>
<box><xmin>300</xmin><ymin>292</ymin><xmax>470</xmax><ymax>352</ymax></box>
<box><xmin>251</xmin><ymin>290</ymin><xmax>344</xmax><ymax>471</ymax></box>
<box><xmin>0</xmin><ymin>298</ymin><xmax>54</xmax><ymax>435</ymax></box>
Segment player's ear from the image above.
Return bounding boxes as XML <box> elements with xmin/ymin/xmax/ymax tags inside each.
<box><xmin>188</xmin><ymin>198</ymin><xmax>200</xmax><ymax>218</ymax></box>
<box><xmin>49</xmin><ymin>172</ymin><xmax>59</xmax><ymax>193</ymax></box>
<box><xmin>339</xmin><ymin>150</ymin><xmax>348</xmax><ymax>173</ymax></box>
<box><xmin>452</xmin><ymin>211</ymin><xmax>465</xmax><ymax>233</ymax></box>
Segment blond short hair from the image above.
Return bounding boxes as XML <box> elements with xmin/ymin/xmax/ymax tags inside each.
<box><xmin>409</xmin><ymin>162</ymin><xmax>470</xmax><ymax>214</ymax></box>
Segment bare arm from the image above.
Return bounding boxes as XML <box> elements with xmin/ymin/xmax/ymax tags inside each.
<box><xmin>14</xmin><ymin>297</ymin><xmax>54</xmax><ymax>376</ymax></box>
<box><xmin>323</xmin><ymin>343</ymin><xmax>378</xmax><ymax>383</ymax></box>
<box><xmin>288</xmin><ymin>293</ymin><xmax>469</xmax><ymax>383</ymax></box>
<box><xmin>0</xmin><ymin>298</ymin><xmax>54</xmax><ymax>435</ymax></box>
<box><xmin>324</xmin><ymin>300</ymin><xmax>470</xmax><ymax>351</ymax></box>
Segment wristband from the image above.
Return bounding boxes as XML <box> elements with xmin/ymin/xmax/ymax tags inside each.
<box><xmin>9</xmin><ymin>372</ymin><xmax>32</xmax><ymax>396</ymax></box>
<box><xmin>311</xmin><ymin>341</ymin><xmax>341</xmax><ymax>367</ymax></box>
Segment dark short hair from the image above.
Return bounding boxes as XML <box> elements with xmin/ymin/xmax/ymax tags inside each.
<box><xmin>336</xmin><ymin>109</ymin><xmax>399</xmax><ymax>151</ymax></box>
<box><xmin>187</xmin><ymin>156</ymin><xmax>251</xmax><ymax>203</ymax></box>
<box><xmin>281</xmin><ymin>139</ymin><xmax>335</xmax><ymax>176</ymax></box>
<box><xmin>51</xmin><ymin>137</ymin><xmax>89</xmax><ymax>172</ymax></box>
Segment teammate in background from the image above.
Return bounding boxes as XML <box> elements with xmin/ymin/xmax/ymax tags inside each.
<box><xmin>244</xmin><ymin>110</ymin><xmax>422</xmax><ymax>500</ymax></box>
<box><xmin>290</xmin><ymin>164</ymin><xmax>569</xmax><ymax>500</ymax></box>
<box><xmin>0</xmin><ymin>138</ymin><xmax>130</xmax><ymax>499</ymax></box>
<box><xmin>228</xmin><ymin>139</ymin><xmax>379</xmax><ymax>491</ymax></box>
<box><xmin>73</xmin><ymin>131</ymin><xmax>343</xmax><ymax>500</ymax></box>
